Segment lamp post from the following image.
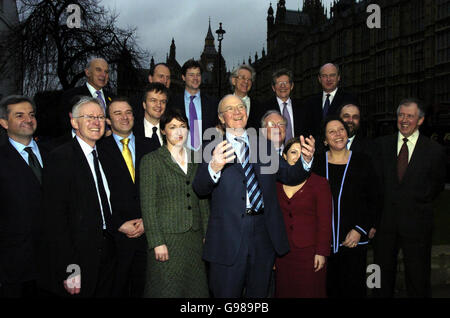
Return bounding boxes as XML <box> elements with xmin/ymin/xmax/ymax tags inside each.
<box><xmin>215</xmin><ymin>22</ymin><xmax>225</xmax><ymax>98</ymax></box>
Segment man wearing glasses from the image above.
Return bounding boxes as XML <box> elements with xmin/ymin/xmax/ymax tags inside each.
<box><xmin>168</xmin><ymin>59</ymin><xmax>218</xmax><ymax>151</ymax></box>
<box><xmin>259</xmin><ymin>69</ymin><xmax>311</xmax><ymax>142</ymax></box>
<box><xmin>193</xmin><ymin>94</ymin><xmax>315</xmax><ymax>298</ymax></box>
<box><xmin>229</xmin><ymin>64</ymin><xmax>261</xmax><ymax>129</ymax></box>
<box><xmin>40</xmin><ymin>97</ymin><xmax>116</xmax><ymax>297</ymax></box>
<box><xmin>261</xmin><ymin>110</ymin><xmax>287</xmax><ymax>155</ymax></box>
<box><xmin>305</xmin><ymin>63</ymin><xmax>357</xmax><ymax>138</ymax></box>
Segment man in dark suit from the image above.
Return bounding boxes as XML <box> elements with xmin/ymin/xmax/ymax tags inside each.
<box><xmin>133</xmin><ymin>83</ymin><xmax>168</xmax><ymax>148</ymax></box>
<box><xmin>168</xmin><ymin>59</ymin><xmax>218</xmax><ymax>151</ymax></box>
<box><xmin>259</xmin><ymin>69</ymin><xmax>311</xmax><ymax>140</ymax></box>
<box><xmin>41</xmin><ymin>97</ymin><xmax>116</xmax><ymax>297</ymax></box>
<box><xmin>97</xmin><ymin>97</ymin><xmax>159</xmax><ymax>297</ymax></box>
<box><xmin>59</xmin><ymin>58</ymin><xmax>113</xmax><ymax>136</ymax></box>
<box><xmin>373</xmin><ymin>98</ymin><xmax>446</xmax><ymax>297</ymax></box>
<box><xmin>305</xmin><ymin>63</ymin><xmax>357</xmax><ymax>138</ymax></box>
<box><xmin>229</xmin><ymin>64</ymin><xmax>261</xmax><ymax>129</ymax></box>
<box><xmin>131</xmin><ymin>62</ymin><xmax>172</xmax><ymax>128</ymax></box>
<box><xmin>192</xmin><ymin>94</ymin><xmax>315</xmax><ymax>297</ymax></box>
<box><xmin>261</xmin><ymin>110</ymin><xmax>287</xmax><ymax>156</ymax></box>
<box><xmin>339</xmin><ymin>103</ymin><xmax>377</xmax><ymax>239</ymax></box>
<box><xmin>0</xmin><ymin>95</ymin><xmax>47</xmax><ymax>297</ymax></box>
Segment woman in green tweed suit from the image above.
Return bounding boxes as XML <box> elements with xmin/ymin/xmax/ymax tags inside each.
<box><xmin>140</xmin><ymin>108</ymin><xmax>210</xmax><ymax>298</ymax></box>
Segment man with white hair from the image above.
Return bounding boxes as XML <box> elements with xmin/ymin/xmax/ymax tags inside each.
<box><xmin>41</xmin><ymin>97</ymin><xmax>116</xmax><ymax>297</ymax></box>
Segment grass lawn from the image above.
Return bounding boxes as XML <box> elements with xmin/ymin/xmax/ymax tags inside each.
<box><xmin>433</xmin><ymin>189</ymin><xmax>450</xmax><ymax>245</ymax></box>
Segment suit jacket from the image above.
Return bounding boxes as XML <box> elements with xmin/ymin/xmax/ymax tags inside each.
<box><xmin>350</xmin><ymin>133</ymin><xmax>373</xmax><ymax>156</ymax></box>
<box><xmin>40</xmin><ymin>138</ymin><xmax>115</xmax><ymax>296</ymax></box>
<box><xmin>168</xmin><ymin>92</ymin><xmax>219</xmax><ymax>142</ymax></box>
<box><xmin>139</xmin><ymin>146</ymin><xmax>210</xmax><ymax>249</ymax></box>
<box><xmin>59</xmin><ymin>83</ymin><xmax>113</xmax><ymax>133</ymax></box>
<box><xmin>258</xmin><ymin>97</ymin><xmax>312</xmax><ymax>137</ymax></box>
<box><xmin>305</xmin><ymin>88</ymin><xmax>357</xmax><ymax>138</ymax></box>
<box><xmin>97</xmin><ymin>135</ymin><xmax>159</xmax><ymax>236</ymax></box>
<box><xmin>0</xmin><ymin>140</ymin><xmax>47</xmax><ymax>284</ymax></box>
<box><xmin>374</xmin><ymin>133</ymin><xmax>446</xmax><ymax>236</ymax></box>
<box><xmin>276</xmin><ymin>173</ymin><xmax>332</xmax><ymax>256</ymax></box>
<box><xmin>192</xmin><ymin>133</ymin><xmax>310</xmax><ymax>266</ymax></box>
<box><xmin>313</xmin><ymin>151</ymin><xmax>379</xmax><ymax>248</ymax></box>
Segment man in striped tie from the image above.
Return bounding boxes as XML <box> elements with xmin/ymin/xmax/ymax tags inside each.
<box><xmin>193</xmin><ymin>94</ymin><xmax>316</xmax><ymax>298</ymax></box>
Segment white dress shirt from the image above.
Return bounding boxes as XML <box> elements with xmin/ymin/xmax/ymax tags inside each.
<box><xmin>76</xmin><ymin>136</ymin><xmax>112</xmax><ymax>229</ymax></box>
<box><xmin>9</xmin><ymin>138</ymin><xmax>43</xmax><ymax>168</ymax></box>
<box><xmin>143</xmin><ymin>118</ymin><xmax>163</xmax><ymax>145</ymax></box>
<box><xmin>322</xmin><ymin>87</ymin><xmax>338</xmax><ymax>109</ymax></box>
<box><xmin>397</xmin><ymin>129</ymin><xmax>420</xmax><ymax>163</ymax></box>
<box><xmin>277</xmin><ymin>97</ymin><xmax>295</xmax><ymax>134</ymax></box>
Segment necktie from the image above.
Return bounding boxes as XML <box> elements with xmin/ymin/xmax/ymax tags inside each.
<box><xmin>282</xmin><ymin>102</ymin><xmax>293</xmax><ymax>143</ymax></box>
<box><xmin>323</xmin><ymin>94</ymin><xmax>331</xmax><ymax>118</ymax></box>
<box><xmin>120</xmin><ymin>138</ymin><xmax>135</xmax><ymax>183</ymax></box>
<box><xmin>24</xmin><ymin>147</ymin><xmax>42</xmax><ymax>184</ymax></box>
<box><xmin>95</xmin><ymin>90</ymin><xmax>106</xmax><ymax>111</ymax></box>
<box><xmin>151</xmin><ymin>126</ymin><xmax>161</xmax><ymax>147</ymax></box>
<box><xmin>189</xmin><ymin>96</ymin><xmax>200</xmax><ymax>149</ymax></box>
<box><xmin>397</xmin><ymin>138</ymin><xmax>409</xmax><ymax>182</ymax></box>
<box><xmin>92</xmin><ymin>150</ymin><xmax>113</xmax><ymax>230</ymax></box>
<box><xmin>236</xmin><ymin>137</ymin><xmax>264</xmax><ymax>212</ymax></box>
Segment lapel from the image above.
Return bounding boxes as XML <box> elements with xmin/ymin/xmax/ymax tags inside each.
<box><xmin>159</xmin><ymin>146</ymin><xmax>191</xmax><ymax>178</ymax></box>
<box><xmin>72</xmin><ymin>138</ymin><xmax>102</xmax><ymax>209</ymax></box>
<box><xmin>104</xmin><ymin>136</ymin><xmax>134</xmax><ymax>182</ymax></box>
<box><xmin>387</xmin><ymin>133</ymin><xmax>401</xmax><ymax>185</ymax></box>
<box><xmin>3</xmin><ymin>140</ymin><xmax>42</xmax><ymax>186</ymax></box>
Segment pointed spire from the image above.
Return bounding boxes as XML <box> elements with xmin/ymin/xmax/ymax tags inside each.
<box><xmin>150</xmin><ymin>56</ymin><xmax>155</xmax><ymax>69</ymax></box>
<box><xmin>206</xmin><ymin>17</ymin><xmax>214</xmax><ymax>41</ymax></box>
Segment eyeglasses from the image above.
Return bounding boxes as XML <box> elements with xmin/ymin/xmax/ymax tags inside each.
<box><xmin>319</xmin><ymin>73</ymin><xmax>338</xmax><ymax>79</ymax></box>
<box><xmin>220</xmin><ymin>104</ymin><xmax>247</xmax><ymax>114</ymax></box>
<box><xmin>75</xmin><ymin>115</ymin><xmax>106</xmax><ymax>122</ymax></box>
<box><xmin>236</xmin><ymin>75</ymin><xmax>252</xmax><ymax>82</ymax></box>
<box><xmin>275</xmin><ymin>81</ymin><xmax>291</xmax><ymax>87</ymax></box>
<box><xmin>266</xmin><ymin>121</ymin><xmax>286</xmax><ymax>128</ymax></box>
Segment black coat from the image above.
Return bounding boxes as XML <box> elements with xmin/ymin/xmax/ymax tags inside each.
<box><xmin>312</xmin><ymin>151</ymin><xmax>379</xmax><ymax>247</ymax></box>
<box><xmin>304</xmin><ymin>88</ymin><xmax>358</xmax><ymax>138</ymax></box>
<box><xmin>0</xmin><ymin>140</ymin><xmax>47</xmax><ymax>284</ymax></box>
<box><xmin>40</xmin><ymin>137</ymin><xmax>115</xmax><ymax>296</ymax></box>
<box><xmin>97</xmin><ymin>135</ymin><xmax>159</xmax><ymax>234</ymax></box>
<box><xmin>373</xmin><ymin>133</ymin><xmax>446</xmax><ymax>234</ymax></box>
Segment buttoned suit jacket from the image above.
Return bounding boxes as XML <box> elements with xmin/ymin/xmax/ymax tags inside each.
<box><xmin>0</xmin><ymin>140</ymin><xmax>47</xmax><ymax>284</ymax></box>
<box><xmin>192</xmin><ymin>133</ymin><xmax>310</xmax><ymax>266</ymax></box>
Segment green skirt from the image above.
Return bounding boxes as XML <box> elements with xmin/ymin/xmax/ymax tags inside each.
<box><xmin>144</xmin><ymin>228</ymin><xmax>209</xmax><ymax>298</ymax></box>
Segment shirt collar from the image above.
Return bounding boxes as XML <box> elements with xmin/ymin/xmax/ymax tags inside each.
<box><xmin>144</xmin><ymin>118</ymin><xmax>159</xmax><ymax>129</ymax></box>
<box><xmin>9</xmin><ymin>137</ymin><xmax>35</xmax><ymax>153</ymax></box>
<box><xmin>76</xmin><ymin>135</ymin><xmax>96</xmax><ymax>157</ymax></box>
<box><xmin>86</xmin><ymin>82</ymin><xmax>103</xmax><ymax>97</ymax></box>
<box><xmin>184</xmin><ymin>90</ymin><xmax>201</xmax><ymax>99</ymax></box>
<box><xmin>226</xmin><ymin>129</ymin><xmax>248</xmax><ymax>144</ymax></box>
<box><xmin>276</xmin><ymin>97</ymin><xmax>291</xmax><ymax>107</ymax></box>
<box><xmin>323</xmin><ymin>87</ymin><xmax>338</xmax><ymax>99</ymax></box>
<box><xmin>113</xmin><ymin>132</ymin><xmax>135</xmax><ymax>144</ymax></box>
<box><xmin>398</xmin><ymin>129</ymin><xmax>420</xmax><ymax>144</ymax></box>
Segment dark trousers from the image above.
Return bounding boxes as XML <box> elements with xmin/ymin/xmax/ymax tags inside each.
<box><xmin>327</xmin><ymin>245</ymin><xmax>367</xmax><ymax>298</ymax></box>
<box><xmin>0</xmin><ymin>280</ymin><xmax>37</xmax><ymax>298</ymax></box>
<box><xmin>374</xmin><ymin>230</ymin><xmax>432</xmax><ymax>298</ymax></box>
<box><xmin>209</xmin><ymin>214</ymin><xmax>275</xmax><ymax>298</ymax></box>
<box><xmin>112</xmin><ymin>235</ymin><xmax>147</xmax><ymax>297</ymax></box>
<box><xmin>91</xmin><ymin>232</ymin><xmax>117</xmax><ymax>297</ymax></box>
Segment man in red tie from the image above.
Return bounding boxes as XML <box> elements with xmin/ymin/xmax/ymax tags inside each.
<box><xmin>373</xmin><ymin>98</ymin><xmax>446</xmax><ymax>297</ymax></box>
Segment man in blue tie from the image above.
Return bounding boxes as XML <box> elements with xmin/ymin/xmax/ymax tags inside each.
<box><xmin>0</xmin><ymin>95</ymin><xmax>47</xmax><ymax>297</ymax></box>
<box><xmin>168</xmin><ymin>59</ymin><xmax>218</xmax><ymax>151</ymax></box>
<box><xmin>193</xmin><ymin>94</ymin><xmax>315</xmax><ymax>298</ymax></box>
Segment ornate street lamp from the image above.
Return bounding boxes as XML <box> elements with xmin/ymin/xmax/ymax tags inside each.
<box><xmin>215</xmin><ymin>22</ymin><xmax>226</xmax><ymax>98</ymax></box>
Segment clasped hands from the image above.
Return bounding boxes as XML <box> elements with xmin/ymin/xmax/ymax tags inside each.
<box><xmin>210</xmin><ymin>135</ymin><xmax>316</xmax><ymax>173</ymax></box>
<box><xmin>118</xmin><ymin>218</ymin><xmax>144</xmax><ymax>238</ymax></box>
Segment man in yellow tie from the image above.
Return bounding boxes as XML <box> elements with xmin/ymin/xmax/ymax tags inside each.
<box><xmin>97</xmin><ymin>97</ymin><xmax>159</xmax><ymax>297</ymax></box>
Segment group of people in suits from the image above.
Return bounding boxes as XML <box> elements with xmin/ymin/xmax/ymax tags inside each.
<box><xmin>0</xmin><ymin>55</ymin><xmax>446</xmax><ymax>299</ymax></box>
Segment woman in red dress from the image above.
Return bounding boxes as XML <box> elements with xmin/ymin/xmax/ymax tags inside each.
<box><xmin>275</xmin><ymin>137</ymin><xmax>332</xmax><ymax>298</ymax></box>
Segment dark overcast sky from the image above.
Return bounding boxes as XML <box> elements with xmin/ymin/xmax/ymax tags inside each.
<box><xmin>101</xmin><ymin>0</ymin><xmax>333</xmax><ymax>71</ymax></box>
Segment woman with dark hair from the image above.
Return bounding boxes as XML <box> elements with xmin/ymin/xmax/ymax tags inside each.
<box><xmin>275</xmin><ymin>137</ymin><xmax>332</xmax><ymax>298</ymax></box>
<box><xmin>312</xmin><ymin>115</ymin><xmax>378</xmax><ymax>298</ymax></box>
<box><xmin>140</xmin><ymin>107</ymin><xmax>210</xmax><ymax>297</ymax></box>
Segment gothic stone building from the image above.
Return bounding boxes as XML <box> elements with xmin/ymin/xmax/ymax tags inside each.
<box><xmin>251</xmin><ymin>0</ymin><xmax>450</xmax><ymax>137</ymax></box>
